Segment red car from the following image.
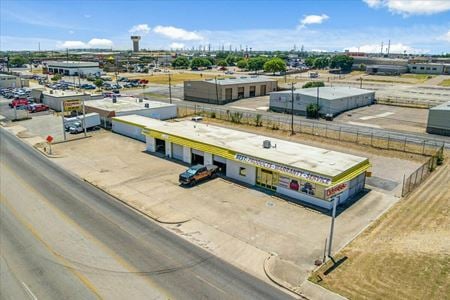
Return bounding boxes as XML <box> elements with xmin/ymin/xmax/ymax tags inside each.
<box><xmin>28</xmin><ymin>103</ymin><xmax>49</xmax><ymax>113</ymax></box>
<box><xmin>9</xmin><ymin>99</ymin><xmax>29</xmax><ymax>108</ymax></box>
<box><xmin>139</xmin><ymin>79</ymin><xmax>149</xmax><ymax>84</ymax></box>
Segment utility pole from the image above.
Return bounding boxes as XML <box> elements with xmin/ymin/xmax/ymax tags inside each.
<box><xmin>316</xmin><ymin>86</ymin><xmax>320</xmax><ymax>119</ymax></box>
<box><xmin>360</xmin><ymin>77</ymin><xmax>363</xmax><ymax>89</ymax></box>
<box><xmin>61</xmin><ymin>101</ymin><xmax>66</xmax><ymax>141</ymax></box>
<box><xmin>327</xmin><ymin>197</ymin><xmax>338</xmax><ymax>258</ymax></box>
<box><xmin>215</xmin><ymin>76</ymin><xmax>219</xmax><ymax>104</ymax></box>
<box><xmin>291</xmin><ymin>83</ymin><xmax>295</xmax><ymax>135</ymax></box>
<box><xmin>168</xmin><ymin>73</ymin><xmax>172</xmax><ymax>104</ymax></box>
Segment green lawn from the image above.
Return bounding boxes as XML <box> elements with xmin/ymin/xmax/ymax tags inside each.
<box><xmin>438</xmin><ymin>79</ymin><xmax>450</xmax><ymax>87</ymax></box>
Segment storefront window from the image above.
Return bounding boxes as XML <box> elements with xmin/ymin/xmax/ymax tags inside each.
<box><xmin>278</xmin><ymin>175</ymin><xmax>323</xmax><ymax>198</ymax></box>
<box><xmin>239</xmin><ymin>167</ymin><xmax>246</xmax><ymax>176</ymax></box>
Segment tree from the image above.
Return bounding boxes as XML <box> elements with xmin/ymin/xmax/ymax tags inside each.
<box><xmin>302</xmin><ymin>81</ymin><xmax>325</xmax><ymax>88</ymax></box>
<box><xmin>263</xmin><ymin>58</ymin><xmax>286</xmax><ymax>74</ymax></box>
<box><xmin>306</xmin><ymin>103</ymin><xmax>320</xmax><ymax>118</ymax></box>
<box><xmin>215</xmin><ymin>52</ymin><xmax>229</xmax><ymax>60</ymax></box>
<box><xmin>190</xmin><ymin>57</ymin><xmax>211</xmax><ymax>69</ymax></box>
<box><xmin>172</xmin><ymin>56</ymin><xmax>190</xmax><ymax>69</ymax></box>
<box><xmin>248</xmin><ymin>57</ymin><xmax>268</xmax><ymax>74</ymax></box>
<box><xmin>304</xmin><ymin>57</ymin><xmax>316</xmax><ymax>67</ymax></box>
<box><xmin>329</xmin><ymin>55</ymin><xmax>354</xmax><ymax>73</ymax></box>
<box><xmin>225</xmin><ymin>55</ymin><xmax>236</xmax><ymax>66</ymax></box>
<box><xmin>51</xmin><ymin>74</ymin><xmax>62</xmax><ymax>81</ymax></box>
<box><xmin>94</xmin><ymin>78</ymin><xmax>104</xmax><ymax>87</ymax></box>
<box><xmin>236</xmin><ymin>59</ymin><xmax>248</xmax><ymax>69</ymax></box>
<box><xmin>313</xmin><ymin>57</ymin><xmax>329</xmax><ymax>69</ymax></box>
<box><xmin>10</xmin><ymin>55</ymin><xmax>29</xmax><ymax>67</ymax></box>
<box><xmin>217</xmin><ymin>59</ymin><xmax>228</xmax><ymax>67</ymax></box>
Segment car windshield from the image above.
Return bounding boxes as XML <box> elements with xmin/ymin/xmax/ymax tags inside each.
<box><xmin>186</xmin><ymin>168</ymin><xmax>197</xmax><ymax>175</ymax></box>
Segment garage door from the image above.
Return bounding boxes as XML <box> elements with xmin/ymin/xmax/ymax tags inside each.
<box><xmin>172</xmin><ymin>144</ymin><xmax>183</xmax><ymax>161</ymax></box>
<box><xmin>192</xmin><ymin>149</ymin><xmax>204</xmax><ymax>156</ymax></box>
<box><xmin>213</xmin><ymin>155</ymin><xmax>226</xmax><ymax>163</ymax></box>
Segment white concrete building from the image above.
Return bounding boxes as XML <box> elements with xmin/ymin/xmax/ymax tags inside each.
<box><xmin>40</xmin><ymin>89</ymin><xmax>102</xmax><ymax>111</ymax></box>
<box><xmin>270</xmin><ymin>87</ymin><xmax>375</xmax><ymax>117</ymax></box>
<box><xmin>0</xmin><ymin>74</ymin><xmax>29</xmax><ymax>88</ymax></box>
<box><xmin>87</xmin><ymin>96</ymin><xmax>177</xmax><ymax>131</ymax></box>
<box><xmin>46</xmin><ymin>61</ymin><xmax>101</xmax><ymax>76</ymax></box>
<box><xmin>112</xmin><ymin>115</ymin><xmax>371</xmax><ymax>210</ymax></box>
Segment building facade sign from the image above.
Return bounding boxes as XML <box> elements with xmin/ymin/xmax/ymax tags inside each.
<box><xmin>325</xmin><ymin>183</ymin><xmax>348</xmax><ymax>198</ymax></box>
<box><xmin>234</xmin><ymin>153</ymin><xmax>331</xmax><ymax>185</ymax></box>
<box><xmin>64</xmin><ymin>100</ymin><xmax>81</xmax><ymax>112</ymax></box>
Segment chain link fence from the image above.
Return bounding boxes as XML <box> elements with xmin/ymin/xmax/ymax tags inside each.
<box><xmin>401</xmin><ymin>145</ymin><xmax>444</xmax><ymax>197</ymax></box>
<box><xmin>177</xmin><ymin>103</ymin><xmax>446</xmax><ymax>156</ymax></box>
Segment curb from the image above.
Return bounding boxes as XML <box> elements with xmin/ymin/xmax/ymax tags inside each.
<box><xmin>83</xmin><ymin>180</ymin><xmax>191</xmax><ymax>225</ymax></box>
<box><xmin>263</xmin><ymin>255</ymin><xmax>306</xmax><ymax>299</ymax></box>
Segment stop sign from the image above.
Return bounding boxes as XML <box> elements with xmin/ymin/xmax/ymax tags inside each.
<box><xmin>46</xmin><ymin>135</ymin><xmax>54</xmax><ymax>143</ymax></box>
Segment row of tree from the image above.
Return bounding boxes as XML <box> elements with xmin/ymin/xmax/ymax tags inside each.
<box><xmin>171</xmin><ymin>55</ymin><xmax>287</xmax><ymax>74</ymax></box>
<box><xmin>304</xmin><ymin>55</ymin><xmax>354</xmax><ymax>72</ymax></box>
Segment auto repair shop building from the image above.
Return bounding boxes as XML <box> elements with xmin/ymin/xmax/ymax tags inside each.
<box><xmin>112</xmin><ymin>115</ymin><xmax>370</xmax><ymax>210</ymax></box>
<box><xmin>184</xmin><ymin>76</ymin><xmax>277</xmax><ymax>104</ymax></box>
<box><xmin>270</xmin><ymin>87</ymin><xmax>375</xmax><ymax>117</ymax></box>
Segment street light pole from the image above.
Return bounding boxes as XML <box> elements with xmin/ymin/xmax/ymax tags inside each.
<box><xmin>316</xmin><ymin>86</ymin><xmax>320</xmax><ymax>119</ymax></box>
<box><xmin>327</xmin><ymin>197</ymin><xmax>338</xmax><ymax>258</ymax></box>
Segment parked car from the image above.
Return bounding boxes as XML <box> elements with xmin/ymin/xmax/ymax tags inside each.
<box><xmin>28</xmin><ymin>103</ymin><xmax>49</xmax><ymax>113</ymax></box>
<box><xmin>9</xmin><ymin>99</ymin><xmax>29</xmax><ymax>108</ymax></box>
<box><xmin>178</xmin><ymin>165</ymin><xmax>218</xmax><ymax>186</ymax></box>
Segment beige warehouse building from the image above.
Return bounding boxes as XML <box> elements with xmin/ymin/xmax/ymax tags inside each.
<box><xmin>184</xmin><ymin>76</ymin><xmax>277</xmax><ymax>104</ymax></box>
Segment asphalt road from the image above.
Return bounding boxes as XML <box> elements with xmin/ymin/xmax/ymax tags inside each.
<box><xmin>0</xmin><ymin>128</ymin><xmax>294</xmax><ymax>300</ymax></box>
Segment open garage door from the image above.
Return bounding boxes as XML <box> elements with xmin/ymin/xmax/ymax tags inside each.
<box><xmin>213</xmin><ymin>155</ymin><xmax>227</xmax><ymax>174</ymax></box>
<box><xmin>191</xmin><ymin>149</ymin><xmax>204</xmax><ymax>165</ymax></box>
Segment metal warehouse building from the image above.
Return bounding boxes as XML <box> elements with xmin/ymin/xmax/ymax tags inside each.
<box><xmin>0</xmin><ymin>74</ymin><xmax>29</xmax><ymax>88</ymax></box>
<box><xmin>184</xmin><ymin>76</ymin><xmax>277</xmax><ymax>104</ymax></box>
<box><xmin>46</xmin><ymin>61</ymin><xmax>101</xmax><ymax>76</ymax></box>
<box><xmin>270</xmin><ymin>87</ymin><xmax>375</xmax><ymax>117</ymax></box>
<box><xmin>366</xmin><ymin>65</ymin><xmax>408</xmax><ymax>75</ymax></box>
<box><xmin>86</xmin><ymin>96</ymin><xmax>177</xmax><ymax>130</ymax></box>
<box><xmin>426</xmin><ymin>101</ymin><xmax>450</xmax><ymax>136</ymax></box>
<box><xmin>39</xmin><ymin>89</ymin><xmax>102</xmax><ymax>111</ymax></box>
<box><xmin>112</xmin><ymin>115</ymin><xmax>371</xmax><ymax>210</ymax></box>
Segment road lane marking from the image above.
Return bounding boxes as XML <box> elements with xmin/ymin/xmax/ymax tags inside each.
<box><xmin>0</xmin><ymin>162</ymin><xmax>170</xmax><ymax>298</ymax></box>
<box><xmin>21</xmin><ymin>282</ymin><xmax>38</xmax><ymax>300</ymax></box>
<box><xmin>195</xmin><ymin>275</ymin><xmax>227</xmax><ymax>295</ymax></box>
<box><xmin>347</xmin><ymin>121</ymin><xmax>381</xmax><ymax>128</ymax></box>
<box><xmin>0</xmin><ymin>195</ymin><xmax>102</xmax><ymax>300</ymax></box>
<box><xmin>359</xmin><ymin>112</ymin><xmax>394</xmax><ymax>120</ymax></box>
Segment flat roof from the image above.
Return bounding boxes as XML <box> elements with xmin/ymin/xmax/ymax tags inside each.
<box><xmin>0</xmin><ymin>74</ymin><xmax>16</xmax><ymax>78</ymax></box>
<box><xmin>191</xmin><ymin>76</ymin><xmax>276</xmax><ymax>86</ymax></box>
<box><xmin>47</xmin><ymin>61</ymin><xmax>99</xmax><ymax>68</ymax></box>
<box><xmin>272</xmin><ymin>87</ymin><xmax>374</xmax><ymax>100</ymax></box>
<box><xmin>85</xmin><ymin>97</ymin><xmax>175</xmax><ymax>112</ymax></box>
<box><xmin>430</xmin><ymin>101</ymin><xmax>450</xmax><ymax>111</ymax></box>
<box><xmin>113</xmin><ymin>115</ymin><xmax>368</xmax><ymax>180</ymax></box>
<box><xmin>42</xmin><ymin>89</ymin><xmax>86</xmax><ymax>97</ymax></box>
<box><xmin>367</xmin><ymin>65</ymin><xmax>408</xmax><ymax>69</ymax></box>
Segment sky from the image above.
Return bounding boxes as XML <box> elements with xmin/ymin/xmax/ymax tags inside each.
<box><xmin>1</xmin><ymin>0</ymin><xmax>450</xmax><ymax>54</ymax></box>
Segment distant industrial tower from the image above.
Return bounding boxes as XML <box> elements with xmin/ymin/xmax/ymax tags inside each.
<box><xmin>131</xmin><ymin>36</ymin><xmax>141</xmax><ymax>52</ymax></box>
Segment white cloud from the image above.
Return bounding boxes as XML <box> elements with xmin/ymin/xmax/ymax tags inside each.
<box><xmin>60</xmin><ymin>40</ymin><xmax>87</xmax><ymax>48</ymax></box>
<box><xmin>58</xmin><ymin>38</ymin><xmax>113</xmax><ymax>49</ymax></box>
<box><xmin>169</xmin><ymin>42</ymin><xmax>185</xmax><ymax>49</ymax></box>
<box><xmin>153</xmin><ymin>25</ymin><xmax>203</xmax><ymax>41</ymax></box>
<box><xmin>88</xmin><ymin>38</ymin><xmax>113</xmax><ymax>48</ymax></box>
<box><xmin>84</xmin><ymin>14</ymin><xmax>91</xmax><ymax>18</ymax></box>
<box><xmin>345</xmin><ymin>43</ymin><xmax>426</xmax><ymax>54</ymax></box>
<box><xmin>129</xmin><ymin>24</ymin><xmax>151</xmax><ymax>35</ymax></box>
<box><xmin>363</xmin><ymin>0</ymin><xmax>450</xmax><ymax>15</ymax></box>
<box><xmin>68</xmin><ymin>30</ymin><xmax>75</xmax><ymax>34</ymax></box>
<box><xmin>298</xmin><ymin>14</ymin><xmax>329</xmax><ymax>29</ymax></box>
<box><xmin>439</xmin><ymin>30</ymin><xmax>450</xmax><ymax>42</ymax></box>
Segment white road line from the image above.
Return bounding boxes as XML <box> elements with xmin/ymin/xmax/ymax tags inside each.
<box><xmin>347</xmin><ymin>121</ymin><xmax>381</xmax><ymax>128</ymax></box>
<box><xmin>359</xmin><ymin>112</ymin><xmax>394</xmax><ymax>120</ymax></box>
<box><xmin>21</xmin><ymin>282</ymin><xmax>38</xmax><ymax>300</ymax></box>
<box><xmin>228</xmin><ymin>106</ymin><xmax>256</xmax><ymax>111</ymax></box>
<box><xmin>195</xmin><ymin>275</ymin><xmax>227</xmax><ymax>295</ymax></box>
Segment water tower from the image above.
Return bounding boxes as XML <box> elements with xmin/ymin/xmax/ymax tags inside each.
<box><xmin>131</xmin><ymin>36</ymin><xmax>141</xmax><ymax>52</ymax></box>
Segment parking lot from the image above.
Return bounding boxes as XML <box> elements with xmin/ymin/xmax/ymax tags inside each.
<box><xmin>35</xmin><ymin>129</ymin><xmax>422</xmax><ymax>288</ymax></box>
<box><xmin>335</xmin><ymin>104</ymin><xmax>429</xmax><ymax>133</ymax></box>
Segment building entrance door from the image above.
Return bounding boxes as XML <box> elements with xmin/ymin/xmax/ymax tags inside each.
<box><xmin>256</xmin><ymin>168</ymin><xmax>278</xmax><ymax>191</ymax></box>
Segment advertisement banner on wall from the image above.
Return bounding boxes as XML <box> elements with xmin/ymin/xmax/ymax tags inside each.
<box><xmin>279</xmin><ymin>176</ymin><xmax>316</xmax><ymax>196</ymax></box>
<box><xmin>325</xmin><ymin>183</ymin><xmax>348</xmax><ymax>199</ymax></box>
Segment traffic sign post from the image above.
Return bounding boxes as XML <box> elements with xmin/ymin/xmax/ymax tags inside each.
<box><xmin>46</xmin><ymin>135</ymin><xmax>54</xmax><ymax>154</ymax></box>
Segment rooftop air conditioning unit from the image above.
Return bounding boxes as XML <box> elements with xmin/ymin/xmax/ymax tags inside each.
<box><xmin>144</xmin><ymin>103</ymin><xmax>149</xmax><ymax>108</ymax></box>
<box><xmin>139</xmin><ymin>98</ymin><xmax>143</xmax><ymax>102</ymax></box>
<box><xmin>112</xmin><ymin>95</ymin><xmax>117</xmax><ymax>103</ymax></box>
<box><xmin>263</xmin><ymin>140</ymin><xmax>271</xmax><ymax>149</ymax></box>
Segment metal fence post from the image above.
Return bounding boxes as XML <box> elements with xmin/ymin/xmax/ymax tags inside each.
<box><xmin>422</xmin><ymin>140</ymin><xmax>426</xmax><ymax>155</ymax></box>
<box><xmin>370</xmin><ymin>132</ymin><xmax>373</xmax><ymax>146</ymax></box>
<box><xmin>401</xmin><ymin>174</ymin><xmax>406</xmax><ymax>197</ymax></box>
<box><xmin>387</xmin><ymin>135</ymin><xmax>391</xmax><ymax>150</ymax></box>
<box><xmin>338</xmin><ymin>127</ymin><xmax>342</xmax><ymax>140</ymax></box>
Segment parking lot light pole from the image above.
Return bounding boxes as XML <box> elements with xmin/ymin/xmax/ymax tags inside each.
<box><xmin>168</xmin><ymin>73</ymin><xmax>172</xmax><ymax>104</ymax></box>
<box><xmin>82</xmin><ymin>99</ymin><xmax>87</xmax><ymax>137</ymax></box>
<box><xmin>61</xmin><ymin>101</ymin><xmax>66</xmax><ymax>141</ymax></box>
